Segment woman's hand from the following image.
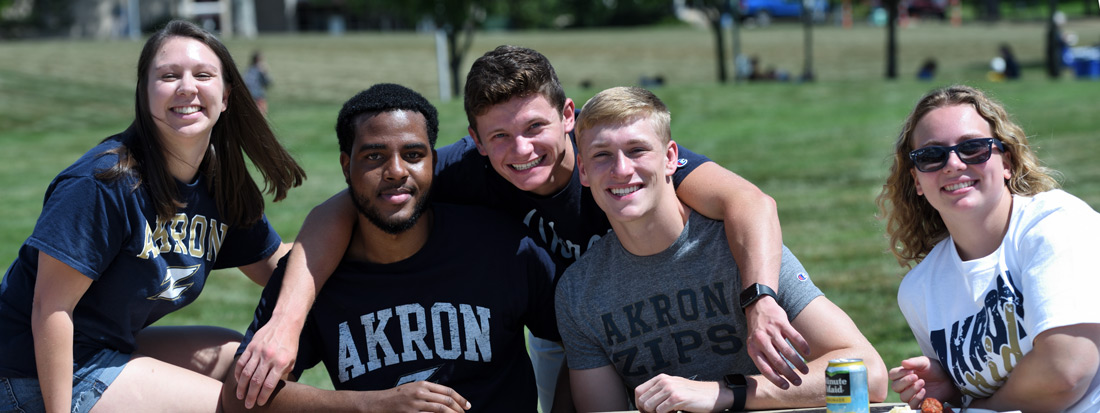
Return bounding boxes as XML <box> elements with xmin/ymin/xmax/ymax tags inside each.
<box><xmin>889</xmin><ymin>356</ymin><xmax>960</xmax><ymax>409</ymax></box>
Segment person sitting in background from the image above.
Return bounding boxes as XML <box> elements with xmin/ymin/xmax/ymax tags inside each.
<box><xmin>917</xmin><ymin>58</ymin><xmax>937</xmax><ymax>81</ymax></box>
<box><xmin>999</xmin><ymin>44</ymin><xmax>1020</xmax><ymax>80</ymax></box>
<box><xmin>880</xmin><ymin>85</ymin><xmax>1100</xmax><ymax>412</ymax></box>
<box><xmin>557</xmin><ymin>86</ymin><xmax>887</xmax><ymax>412</ymax></box>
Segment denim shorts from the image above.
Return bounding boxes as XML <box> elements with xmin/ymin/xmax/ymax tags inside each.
<box><xmin>0</xmin><ymin>348</ymin><xmax>130</xmax><ymax>413</ymax></box>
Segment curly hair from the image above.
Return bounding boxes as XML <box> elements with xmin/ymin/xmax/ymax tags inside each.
<box><xmin>335</xmin><ymin>83</ymin><xmax>440</xmax><ymax>154</ymax></box>
<box><xmin>876</xmin><ymin>85</ymin><xmax>1060</xmax><ymax>267</ymax></box>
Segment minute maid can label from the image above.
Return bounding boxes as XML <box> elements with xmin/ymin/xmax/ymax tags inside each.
<box><xmin>826</xmin><ymin>358</ymin><xmax>869</xmax><ymax>413</ymax></box>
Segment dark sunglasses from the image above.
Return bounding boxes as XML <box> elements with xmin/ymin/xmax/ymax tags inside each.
<box><xmin>908</xmin><ymin>137</ymin><xmax>1005</xmax><ymax>173</ymax></box>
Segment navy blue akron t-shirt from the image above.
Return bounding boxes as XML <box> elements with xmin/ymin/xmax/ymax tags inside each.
<box><xmin>240</xmin><ymin>204</ymin><xmax>557</xmax><ymax>412</ymax></box>
<box><xmin>0</xmin><ymin>131</ymin><xmax>280</xmax><ymax>378</ymax></box>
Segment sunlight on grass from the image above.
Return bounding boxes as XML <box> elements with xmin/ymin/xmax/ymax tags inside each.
<box><xmin>3</xmin><ymin>21</ymin><xmax>1099</xmax><ymax>400</ymax></box>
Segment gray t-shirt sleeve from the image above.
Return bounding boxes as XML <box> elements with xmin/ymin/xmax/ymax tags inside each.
<box><xmin>775</xmin><ymin>245</ymin><xmax>823</xmax><ymax>320</ymax></box>
<box><xmin>556</xmin><ymin>263</ymin><xmax>614</xmax><ymax>370</ymax></box>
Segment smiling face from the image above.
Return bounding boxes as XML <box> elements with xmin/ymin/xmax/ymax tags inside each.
<box><xmin>470</xmin><ymin>94</ymin><xmax>576</xmax><ymax>196</ymax></box>
<box><xmin>578</xmin><ymin>116</ymin><xmax>678</xmax><ymax>225</ymax></box>
<box><xmin>910</xmin><ymin>104</ymin><xmax>1012</xmax><ymax>222</ymax></box>
<box><xmin>342</xmin><ymin>110</ymin><xmax>433</xmax><ymax>235</ymax></box>
<box><xmin>146</xmin><ymin>36</ymin><xmax>228</xmax><ymax>144</ymax></box>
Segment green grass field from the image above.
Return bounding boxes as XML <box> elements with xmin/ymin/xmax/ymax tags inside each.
<box><xmin>2</xmin><ymin>20</ymin><xmax>1099</xmax><ymax>401</ymax></box>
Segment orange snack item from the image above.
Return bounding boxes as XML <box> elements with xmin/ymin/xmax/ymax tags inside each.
<box><xmin>920</xmin><ymin>397</ymin><xmax>943</xmax><ymax>413</ymax></box>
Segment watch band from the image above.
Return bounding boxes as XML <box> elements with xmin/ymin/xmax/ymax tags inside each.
<box><xmin>739</xmin><ymin>283</ymin><xmax>777</xmax><ymax>312</ymax></box>
<box><xmin>723</xmin><ymin>373</ymin><xmax>747</xmax><ymax>411</ymax></box>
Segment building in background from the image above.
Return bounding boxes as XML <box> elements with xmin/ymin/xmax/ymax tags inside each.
<box><xmin>1</xmin><ymin>0</ymin><xmax>299</xmax><ymax>39</ymax></box>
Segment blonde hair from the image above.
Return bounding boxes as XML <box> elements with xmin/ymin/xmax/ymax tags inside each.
<box><xmin>576</xmin><ymin>86</ymin><xmax>670</xmax><ymax>145</ymax></box>
<box><xmin>876</xmin><ymin>85</ymin><xmax>1060</xmax><ymax>267</ymax></box>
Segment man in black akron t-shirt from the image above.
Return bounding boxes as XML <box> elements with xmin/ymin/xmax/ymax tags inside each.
<box><xmin>221</xmin><ymin>84</ymin><xmax>558</xmax><ymax>413</ymax></box>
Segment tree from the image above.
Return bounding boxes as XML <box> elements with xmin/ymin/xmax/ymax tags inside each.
<box><xmin>429</xmin><ymin>0</ymin><xmax>481</xmax><ymax>97</ymax></box>
<box><xmin>884</xmin><ymin>0</ymin><xmax>899</xmax><ymax>79</ymax></box>
<box><xmin>800</xmin><ymin>0</ymin><xmax>814</xmax><ymax>81</ymax></box>
<box><xmin>558</xmin><ymin>0</ymin><xmax>671</xmax><ymax>28</ymax></box>
<box><xmin>694</xmin><ymin>0</ymin><xmax>732</xmax><ymax>83</ymax></box>
<box><xmin>1045</xmin><ymin>0</ymin><xmax>1063</xmax><ymax>78</ymax></box>
<box><xmin>345</xmin><ymin>0</ymin><xmax>484</xmax><ymax>97</ymax></box>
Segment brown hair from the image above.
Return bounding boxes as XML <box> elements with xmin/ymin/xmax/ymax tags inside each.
<box><xmin>876</xmin><ymin>85</ymin><xmax>1059</xmax><ymax>267</ymax></box>
<box><xmin>575</xmin><ymin>86</ymin><xmax>671</xmax><ymax>146</ymax></box>
<box><xmin>96</xmin><ymin>20</ymin><xmax>304</xmax><ymax>227</ymax></box>
<box><xmin>463</xmin><ymin>45</ymin><xmax>566</xmax><ymax>136</ymax></box>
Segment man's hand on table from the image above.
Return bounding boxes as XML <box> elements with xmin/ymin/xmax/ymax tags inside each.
<box><xmin>634</xmin><ymin>374</ymin><xmax>731</xmax><ymax>413</ymax></box>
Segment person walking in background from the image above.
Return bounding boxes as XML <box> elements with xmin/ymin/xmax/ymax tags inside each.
<box><xmin>879</xmin><ymin>85</ymin><xmax>1100</xmax><ymax>412</ymax></box>
<box><xmin>245</xmin><ymin>50</ymin><xmax>272</xmax><ymax>115</ymax></box>
<box><xmin>0</xmin><ymin>20</ymin><xmax>304</xmax><ymax>412</ymax></box>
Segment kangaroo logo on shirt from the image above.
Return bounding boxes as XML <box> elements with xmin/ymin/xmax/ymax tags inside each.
<box><xmin>929</xmin><ymin>271</ymin><xmax>1027</xmax><ymax>398</ymax></box>
<box><xmin>148</xmin><ymin>264</ymin><xmax>199</xmax><ymax>301</ymax></box>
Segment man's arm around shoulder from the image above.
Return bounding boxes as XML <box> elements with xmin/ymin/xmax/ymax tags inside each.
<box><xmin>675</xmin><ymin>161</ymin><xmax>812</xmax><ymax>389</ymax></box>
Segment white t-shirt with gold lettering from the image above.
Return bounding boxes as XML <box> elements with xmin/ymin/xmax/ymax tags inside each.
<box><xmin>898</xmin><ymin>189</ymin><xmax>1100</xmax><ymax>412</ymax></box>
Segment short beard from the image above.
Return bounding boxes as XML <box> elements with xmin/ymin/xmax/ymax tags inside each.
<box><xmin>349</xmin><ymin>186</ymin><xmax>431</xmax><ymax>235</ymax></box>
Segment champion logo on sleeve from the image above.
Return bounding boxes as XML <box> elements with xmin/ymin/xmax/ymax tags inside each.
<box><xmin>796</xmin><ymin>273</ymin><xmax>808</xmax><ymax>282</ymax></box>
<box><xmin>676</xmin><ymin>158</ymin><xmax>689</xmax><ymax>168</ymax></box>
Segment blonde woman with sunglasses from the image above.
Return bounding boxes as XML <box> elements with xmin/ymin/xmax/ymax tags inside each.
<box><xmin>878</xmin><ymin>85</ymin><xmax>1100</xmax><ymax>412</ymax></box>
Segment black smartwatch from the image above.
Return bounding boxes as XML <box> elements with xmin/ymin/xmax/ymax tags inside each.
<box><xmin>723</xmin><ymin>373</ymin><xmax>747</xmax><ymax>412</ymax></box>
<box><xmin>739</xmin><ymin>283</ymin><xmax>777</xmax><ymax>313</ymax></box>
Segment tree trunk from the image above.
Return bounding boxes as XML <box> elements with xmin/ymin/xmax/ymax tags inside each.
<box><xmin>1045</xmin><ymin>0</ymin><xmax>1062</xmax><ymax>78</ymax></box>
<box><xmin>712</xmin><ymin>18</ymin><xmax>728</xmax><ymax>83</ymax></box>
<box><xmin>445</xmin><ymin>18</ymin><xmax>476</xmax><ymax>97</ymax></box>
<box><xmin>886</xmin><ymin>0</ymin><xmax>898</xmax><ymax>79</ymax></box>
<box><xmin>447</xmin><ymin>31</ymin><xmax>462</xmax><ymax>97</ymax></box>
<box><xmin>802</xmin><ymin>0</ymin><xmax>814</xmax><ymax>81</ymax></box>
<box><xmin>731</xmin><ymin>12</ymin><xmax>743</xmax><ymax>82</ymax></box>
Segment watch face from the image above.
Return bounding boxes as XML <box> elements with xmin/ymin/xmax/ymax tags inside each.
<box><xmin>740</xmin><ymin>284</ymin><xmax>763</xmax><ymax>303</ymax></box>
<box><xmin>740</xmin><ymin>283</ymin><xmax>776</xmax><ymax>308</ymax></box>
<box><xmin>725</xmin><ymin>373</ymin><xmax>747</xmax><ymax>387</ymax></box>
<box><xmin>739</xmin><ymin>286</ymin><xmax>753</xmax><ymax>301</ymax></box>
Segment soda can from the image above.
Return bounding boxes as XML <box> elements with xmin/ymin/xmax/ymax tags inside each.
<box><xmin>826</xmin><ymin>358</ymin><xmax>869</xmax><ymax>413</ymax></box>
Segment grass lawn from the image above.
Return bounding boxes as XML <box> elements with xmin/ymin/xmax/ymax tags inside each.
<box><xmin>2</xmin><ymin>19</ymin><xmax>1099</xmax><ymax>401</ymax></box>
